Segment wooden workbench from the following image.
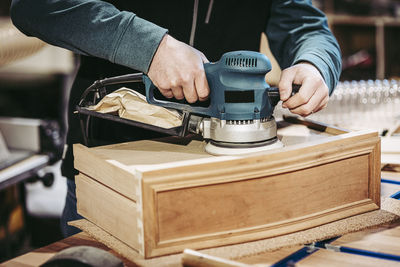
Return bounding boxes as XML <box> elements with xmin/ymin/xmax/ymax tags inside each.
<box><xmin>1</xmin><ymin>217</ymin><xmax>400</xmax><ymax>267</ymax></box>
<box><xmin>0</xmin><ymin>232</ymin><xmax>138</xmax><ymax>267</ymax></box>
<box><xmin>2</xmin><ymin>170</ymin><xmax>400</xmax><ymax>267</ymax></box>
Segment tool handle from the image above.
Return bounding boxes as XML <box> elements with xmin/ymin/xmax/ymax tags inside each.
<box><xmin>78</xmin><ymin>73</ymin><xmax>144</xmax><ymax>106</ymax></box>
<box><xmin>267</xmin><ymin>84</ymin><xmax>301</xmax><ymax>107</ymax></box>
<box><xmin>143</xmin><ymin>70</ymin><xmax>213</xmax><ymax>116</ymax></box>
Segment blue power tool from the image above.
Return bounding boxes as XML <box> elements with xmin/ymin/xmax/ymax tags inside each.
<box><xmin>78</xmin><ymin>51</ymin><xmax>298</xmax><ymax>155</ymax></box>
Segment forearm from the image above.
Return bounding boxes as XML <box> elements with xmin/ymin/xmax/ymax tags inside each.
<box><xmin>266</xmin><ymin>0</ymin><xmax>341</xmax><ymax>93</ymax></box>
<box><xmin>10</xmin><ymin>0</ymin><xmax>168</xmax><ymax>73</ymax></box>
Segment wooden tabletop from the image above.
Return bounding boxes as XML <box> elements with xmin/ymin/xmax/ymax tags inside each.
<box><xmin>2</xmin><ymin>171</ymin><xmax>400</xmax><ymax>267</ymax></box>
<box><xmin>0</xmin><ymin>232</ymin><xmax>139</xmax><ymax>267</ymax></box>
<box><xmin>2</xmin><ymin>218</ymin><xmax>400</xmax><ymax>267</ymax></box>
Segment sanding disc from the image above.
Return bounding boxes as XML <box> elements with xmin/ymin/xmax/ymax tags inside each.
<box><xmin>205</xmin><ymin>139</ymin><xmax>284</xmax><ymax>156</ymax></box>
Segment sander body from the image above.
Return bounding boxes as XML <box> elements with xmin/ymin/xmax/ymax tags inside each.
<box><xmin>77</xmin><ymin>51</ymin><xmax>298</xmax><ymax>155</ymax></box>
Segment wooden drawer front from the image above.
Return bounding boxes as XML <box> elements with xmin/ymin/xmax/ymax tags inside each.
<box><xmin>155</xmin><ymin>154</ymin><xmax>373</xmax><ymax>242</ymax></box>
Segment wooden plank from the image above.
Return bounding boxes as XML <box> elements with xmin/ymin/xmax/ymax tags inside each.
<box><xmin>182</xmin><ymin>249</ymin><xmax>252</xmax><ymax>267</ymax></box>
<box><xmin>381</xmin><ymin>137</ymin><xmax>400</xmax><ymax>165</ymax></box>
<box><xmin>75</xmin><ymin>173</ymin><xmax>142</xmax><ymax>253</ymax></box>
<box><xmin>331</xmin><ymin>221</ymin><xmax>400</xmax><ymax>256</ymax></box>
<box><xmin>236</xmin><ymin>246</ymin><xmax>302</xmax><ymax>265</ymax></box>
<box><xmin>282</xmin><ymin>115</ymin><xmax>349</xmax><ymax>135</ymax></box>
<box><xmin>1</xmin><ymin>232</ymin><xmax>138</xmax><ymax>267</ymax></box>
<box><xmin>381</xmin><ymin>182</ymin><xmax>400</xmax><ymax>198</ymax></box>
<box><xmin>297</xmin><ymin>249</ymin><xmax>399</xmax><ymax>267</ymax></box>
<box><xmin>382</xmin><ymin>171</ymin><xmax>400</xmax><ymax>181</ymax></box>
<box><xmin>1</xmin><ymin>252</ymin><xmax>55</xmax><ymax>267</ymax></box>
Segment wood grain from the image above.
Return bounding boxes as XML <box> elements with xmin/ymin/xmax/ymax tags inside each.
<box><xmin>74</xmin><ymin>144</ymin><xmax>140</xmax><ymax>201</ymax></box>
<box><xmin>75</xmin><ymin>173</ymin><xmax>142</xmax><ymax>252</ymax></box>
<box><xmin>331</xmin><ymin>221</ymin><xmax>400</xmax><ymax>256</ymax></box>
<box><xmin>156</xmin><ymin>155</ymin><xmax>370</xmax><ymax>241</ymax></box>
<box><xmin>297</xmin><ymin>249</ymin><xmax>399</xmax><ymax>267</ymax></box>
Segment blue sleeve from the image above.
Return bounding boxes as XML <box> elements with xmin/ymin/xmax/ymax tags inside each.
<box><xmin>10</xmin><ymin>0</ymin><xmax>168</xmax><ymax>73</ymax></box>
<box><xmin>266</xmin><ymin>0</ymin><xmax>342</xmax><ymax>93</ymax></box>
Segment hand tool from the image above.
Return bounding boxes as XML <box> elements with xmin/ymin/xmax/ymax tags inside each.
<box><xmin>77</xmin><ymin>51</ymin><xmax>299</xmax><ymax>155</ymax></box>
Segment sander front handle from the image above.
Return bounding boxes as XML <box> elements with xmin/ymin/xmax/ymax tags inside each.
<box><xmin>143</xmin><ymin>74</ymin><xmax>212</xmax><ymax>116</ymax></box>
<box><xmin>267</xmin><ymin>84</ymin><xmax>301</xmax><ymax>107</ymax></box>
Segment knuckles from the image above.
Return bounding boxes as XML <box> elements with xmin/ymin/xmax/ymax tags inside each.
<box><xmin>296</xmin><ymin>106</ymin><xmax>314</xmax><ymax>116</ymax></box>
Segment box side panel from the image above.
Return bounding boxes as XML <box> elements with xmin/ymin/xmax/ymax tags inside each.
<box><xmin>73</xmin><ymin>144</ymin><xmax>139</xmax><ymax>201</ymax></box>
<box><xmin>75</xmin><ymin>173</ymin><xmax>142</xmax><ymax>252</ymax></box>
<box><xmin>156</xmin><ymin>154</ymin><xmax>371</xmax><ymax>241</ymax></box>
<box><xmin>370</xmin><ymin>139</ymin><xmax>381</xmax><ymax>206</ymax></box>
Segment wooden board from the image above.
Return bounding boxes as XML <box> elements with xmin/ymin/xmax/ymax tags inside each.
<box><xmin>74</xmin><ymin>124</ymin><xmax>381</xmax><ymax>258</ymax></box>
<box><xmin>0</xmin><ymin>232</ymin><xmax>138</xmax><ymax>267</ymax></box>
<box><xmin>331</xmin><ymin>221</ymin><xmax>400</xmax><ymax>256</ymax></box>
<box><xmin>297</xmin><ymin>249</ymin><xmax>399</xmax><ymax>267</ymax></box>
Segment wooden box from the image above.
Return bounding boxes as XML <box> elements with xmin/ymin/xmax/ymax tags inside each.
<box><xmin>73</xmin><ymin>120</ymin><xmax>381</xmax><ymax>258</ymax></box>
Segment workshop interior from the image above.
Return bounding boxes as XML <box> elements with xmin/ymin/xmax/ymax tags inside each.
<box><xmin>1</xmin><ymin>0</ymin><xmax>400</xmax><ymax>266</ymax></box>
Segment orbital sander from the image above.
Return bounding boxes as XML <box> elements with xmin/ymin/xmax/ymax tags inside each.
<box><xmin>77</xmin><ymin>51</ymin><xmax>299</xmax><ymax>155</ymax></box>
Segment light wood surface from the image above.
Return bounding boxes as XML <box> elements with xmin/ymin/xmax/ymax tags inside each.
<box><xmin>182</xmin><ymin>249</ymin><xmax>252</xmax><ymax>267</ymax></box>
<box><xmin>331</xmin><ymin>221</ymin><xmax>400</xmax><ymax>256</ymax></box>
<box><xmin>297</xmin><ymin>249</ymin><xmax>399</xmax><ymax>267</ymax></box>
<box><xmin>156</xmin><ymin>155</ymin><xmax>370</xmax><ymax>241</ymax></box>
<box><xmin>238</xmin><ymin>246</ymin><xmax>303</xmax><ymax>265</ymax></box>
<box><xmin>0</xmin><ymin>232</ymin><xmax>138</xmax><ymax>267</ymax></box>
<box><xmin>75</xmin><ymin>173</ymin><xmax>142</xmax><ymax>253</ymax></box>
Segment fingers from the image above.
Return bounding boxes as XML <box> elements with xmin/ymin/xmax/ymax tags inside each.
<box><xmin>171</xmin><ymin>86</ymin><xmax>184</xmax><ymax>100</ymax></box>
<box><xmin>279</xmin><ymin>69</ymin><xmax>297</xmax><ymax>102</ymax></box>
<box><xmin>279</xmin><ymin>63</ymin><xmax>329</xmax><ymax>117</ymax></box>
<box><xmin>158</xmin><ymin>88</ymin><xmax>173</xmax><ymax>99</ymax></box>
<box><xmin>282</xmin><ymin>77</ymin><xmax>318</xmax><ymax>109</ymax></box>
<box><xmin>147</xmin><ymin>35</ymin><xmax>210</xmax><ymax>103</ymax></box>
<box><xmin>157</xmin><ymin>70</ymin><xmax>208</xmax><ymax>103</ymax></box>
<box><xmin>194</xmin><ymin>69</ymin><xmax>210</xmax><ymax>101</ymax></box>
<box><xmin>288</xmin><ymin>84</ymin><xmax>328</xmax><ymax>116</ymax></box>
<box><xmin>182</xmin><ymin>79</ymin><xmax>197</xmax><ymax>103</ymax></box>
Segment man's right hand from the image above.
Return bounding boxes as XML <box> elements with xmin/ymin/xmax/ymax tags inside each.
<box><xmin>147</xmin><ymin>34</ymin><xmax>210</xmax><ymax>103</ymax></box>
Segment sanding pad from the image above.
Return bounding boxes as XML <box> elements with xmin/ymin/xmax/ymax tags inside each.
<box><xmin>205</xmin><ymin>139</ymin><xmax>284</xmax><ymax>156</ymax></box>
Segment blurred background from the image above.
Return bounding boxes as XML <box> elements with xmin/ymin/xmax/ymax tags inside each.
<box><xmin>0</xmin><ymin>0</ymin><xmax>400</xmax><ymax>263</ymax></box>
<box><xmin>0</xmin><ymin>0</ymin><xmax>74</xmax><ymax>262</ymax></box>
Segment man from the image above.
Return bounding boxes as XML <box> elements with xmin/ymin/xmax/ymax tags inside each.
<box><xmin>10</xmin><ymin>0</ymin><xmax>341</xmax><ymax>236</ymax></box>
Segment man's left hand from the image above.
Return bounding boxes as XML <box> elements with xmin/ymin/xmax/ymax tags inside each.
<box><xmin>278</xmin><ymin>62</ymin><xmax>329</xmax><ymax>116</ymax></box>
